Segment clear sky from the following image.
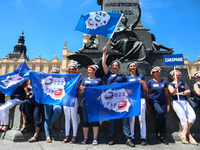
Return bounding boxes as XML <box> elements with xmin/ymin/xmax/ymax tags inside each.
<box><xmin>0</xmin><ymin>0</ymin><xmax>200</xmax><ymax>63</ymax></box>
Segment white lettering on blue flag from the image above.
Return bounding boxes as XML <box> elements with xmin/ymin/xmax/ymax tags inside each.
<box><xmin>164</xmin><ymin>57</ymin><xmax>183</xmax><ymax>62</ymax></box>
<box><xmin>30</xmin><ymin>71</ymin><xmax>81</xmax><ymax>106</ymax></box>
<box><xmin>41</xmin><ymin>76</ymin><xmax>66</xmax><ymax>100</ymax></box>
<box><xmin>101</xmin><ymin>88</ymin><xmax>130</xmax><ymax>113</ymax></box>
<box><xmin>164</xmin><ymin>54</ymin><xmax>184</xmax><ymax>66</ymax></box>
<box><xmin>84</xmin><ymin>81</ymin><xmax>141</xmax><ymax>122</ymax></box>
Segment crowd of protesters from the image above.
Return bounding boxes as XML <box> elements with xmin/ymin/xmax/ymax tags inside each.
<box><xmin>0</xmin><ymin>46</ymin><xmax>199</xmax><ymax>147</ymax></box>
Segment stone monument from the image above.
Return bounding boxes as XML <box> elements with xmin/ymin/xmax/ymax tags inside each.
<box><xmin>74</xmin><ymin>0</ymin><xmax>154</xmax><ymax>76</ymax></box>
<box><xmin>97</xmin><ymin>0</ymin><xmax>152</xmax><ymax>53</ymax></box>
<box><xmin>3</xmin><ymin>0</ymin><xmax>200</xmax><ymax>143</ymax></box>
<box><xmin>79</xmin><ymin>35</ymin><xmax>98</xmax><ymax>52</ymax></box>
<box><xmin>109</xmin><ymin>5</ymin><xmax>147</xmax><ymax>61</ymax></box>
<box><xmin>67</xmin><ymin>0</ymin><xmax>200</xmax><ymax>143</ymax></box>
<box><xmin>73</xmin><ymin>0</ymin><xmax>174</xmax><ymax>76</ymax></box>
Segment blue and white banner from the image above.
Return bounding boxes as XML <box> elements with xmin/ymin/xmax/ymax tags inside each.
<box><xmin>84</xmin><ymin>81</ymin><xmax>141</xmax><ymax>122</ymax></box>
<box><xmin>30</xmin><ymin>71</ymin><xmax>81</xmax><ymax>106</ymax></box>
<box><xmin>0</xmin><ymin>61</ymin><xmax>32</xmax><ymax>95</ymax></box>
<box><xmin>164</xmin><ymin>54</ymin><xmax>184</xmax><ymax>66</ymax></box>
<box><xmin>75</xmin><ymin>11</ymin><xmax>122</xmax><ymax>38</ymax></box>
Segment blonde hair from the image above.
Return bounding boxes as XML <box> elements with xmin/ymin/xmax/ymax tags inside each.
<box><xmin>150</xmin><ymin>67</ymin><xmax>161</xmax><ymax>75</ymax></box>
<box><xmin>169</xmin><ymin>70</ymin><xmax>182</xmax><ymax>76</ymax></box>
<box><xmin>51</xmin><ymin>68</ymin><xmax>60</xmax><ymax>73</ymax></box>
<box><xmin>66</xmin><ymin>66</ymin><xmax>79</xmax><ymax>74</ymax></box>
<box><xmin>172</xmin><ymin>71</ymin><xmax>182</xmax><ymax>77</ymax></box>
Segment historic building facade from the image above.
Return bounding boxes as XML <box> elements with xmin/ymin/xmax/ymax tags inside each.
<box><xmin>177</xmin><ymin>56</ymin><xmax>200</xmax><ymax>79</ymax></box>
<box><xmin>0</xmin><ymin>30</ymin><xmax>75</xmax><ymax>75</ymax></box>
<box><xmin>0</xmin><ymin>29</ymin><xmax>199</xmax><ymax>78</ymax></box>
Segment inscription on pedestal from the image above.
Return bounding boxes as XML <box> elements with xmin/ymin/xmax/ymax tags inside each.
<box><xmin>103</xmin><ymin>0</ymin><xmax>143</xmax><ymax>27</ymax></box>
<box><xmin>98</xmin><ymin>0</ymin><xmax>145</xmax><ymax>51</ymax></box>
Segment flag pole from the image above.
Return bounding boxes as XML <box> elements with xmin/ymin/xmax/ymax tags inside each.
<box><xmin>105</xmin><ymin>38</ymin><xmax>111</xmax><ymax>47</ymax></box>
<box><xmin>105</xmin><ymin>13</ymin><xmax>123</xmax><ymax>47</ymax></box>
<box><xmin>174</xmin><ymin>65</ymin><xmax>180</xmax><ymax>102</ymax></box>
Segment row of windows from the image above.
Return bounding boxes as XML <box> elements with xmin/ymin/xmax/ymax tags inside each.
<box><xmin>0</xmin><ymin>65</ymin><xmax>61</xmax><ymax>74</ymax></box>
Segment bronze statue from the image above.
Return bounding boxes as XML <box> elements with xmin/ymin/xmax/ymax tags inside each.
<box><xmin>79</xmin><ymin>35</ymin><xmax>98</xmax><ymax>52</ymax></box>
<box><xmin>110</xmin><ymin>4</ymin><xmax>146</xmax><ymax>61</ymax></box>
<box><xmin>151</xmin><ymin>34</ymin><xmax>174</xmax><ymax>52</ymax></box>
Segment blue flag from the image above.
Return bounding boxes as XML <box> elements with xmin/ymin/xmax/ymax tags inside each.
<box><xmin>75</xmin><ymin>11</ymin><xmax>122</xmax><ymax>38</ymax></box>
<box><xmin>30</xmin><ymin>71</ymin><xmax>81</xmax><ymax>106</ymax></box>
<box><xmin>84</xmin><ymin>81</ymin><xmax>141</xmax><ymax>122</ymax></box>
<box><xmin>0</xmin><ymin>61</ymin><xmax>32</xmax><ymax>95</ymax></box>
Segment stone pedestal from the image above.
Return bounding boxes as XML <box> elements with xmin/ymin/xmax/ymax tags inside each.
<box><xmin>148</xmin><ymin>50</ymin><xmax>173</xmax><ymax>66</ymax></box>
<box><xmin>2</xmin><ymin>101</ymin><xmax>200</xmax><ymax>142</ymax></box>
<box><xmin>97</xmin><ymin>0</ymin><xmax>152</xmax><ymax>54</ymax></box>
<box><xmin>1</xmin><ymin>0</ymin><xmax>198</xmax><ymax>143</ymax></box>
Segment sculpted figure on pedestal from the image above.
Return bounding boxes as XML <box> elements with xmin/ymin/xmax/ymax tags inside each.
<box><xmin>110</xmin><ymin>4</ymin><xmax>146</xmax><ymax>61</ymax></box>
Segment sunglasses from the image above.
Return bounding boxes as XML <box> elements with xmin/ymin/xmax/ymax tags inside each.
<box><xmin>69</xmin><ymin>69</ymin><xmax>75</xmax><ymax>70</ymax></box>
<box><xmin>152</xmin><ymin>71</ymin><xmax>159</xmax><ymax>74</ymax></box>
<box><xmin>198</xmin><ymin>77</ymin><xmax>200</xmax><ymax>79</ymax></box>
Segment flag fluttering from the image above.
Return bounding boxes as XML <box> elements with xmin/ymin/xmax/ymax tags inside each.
<box><xmin>75</xmin><ymin>11</ymin><xmax>122</xmax><ymax>38</ymax></box>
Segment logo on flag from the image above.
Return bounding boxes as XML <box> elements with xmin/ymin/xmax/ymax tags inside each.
<box><xmin>1</xmin><ymin>74</ymin><xmax>23</xmax><ymax>88</ymax></box>
<box><xmin>75</xmin><ymin>11</ymin><xmax>122</xmax><ymax>38</ymax></box>
<box><xmin>30</xmin><ymin>71</ymin><xmax>81</xmax><ymax>106</ymax></box>
<box><xmin>84</xmin><ymin>81</ymin><xmax>141</xmax><ymax>122</ymax></box>
<box><xmin>41</xmin><ymin>76</ymin><xmax>66</xmax><ymax>100</ymax></box>
<box><xmin>0</xmin><ymin>61</ymin><xmax>31</xmax><ymax>95</ymax></box>
<box><xmin>85</xmin><ymin>12</ymin><xmax>111</xmax><ymax>30</ymax></box>
<box><xmin>101</xmin><ymin>88</ymin><xmax>131</xmax><ymax>113</ymax></box>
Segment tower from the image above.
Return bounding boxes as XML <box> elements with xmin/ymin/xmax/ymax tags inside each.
<box><xmin>9</xmin><ymin>27</ymin><xmax>29</xmax><ymax>60</ymax></box>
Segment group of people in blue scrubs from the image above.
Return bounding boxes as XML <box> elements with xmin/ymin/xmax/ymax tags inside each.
<box><xmin>0</xmin><ymin>46</ymin><xmax>200</xmax><ymax>147</ymax></box>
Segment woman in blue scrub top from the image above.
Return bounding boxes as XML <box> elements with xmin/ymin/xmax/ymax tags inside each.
<box><xmin>79</xmin><ymin>65</ymin><xmax>103</xmax><ymax>145</ymax></box>
<box><xmin>102</xmin><ymin>46</ymin><xmax>134</xmax><ymax>147</ymax></box>
<box><xmin>146</xmin><ymin>67</ymin><xmax>170</xmax><ymax>145</ymax></box>
<box><xmin>194</xmin><ymin>71</ymin><xmax>200</xmax><ymax>108</ymax></box>
<box><xmin>125</xmin><ymin>62</ymin><xmax>147</xmax><ymax>146</ymax></box>
<box><xmin>168</xmin><ymin>70</ymin><xmax>197</xmax><ymax>145</ymax></box>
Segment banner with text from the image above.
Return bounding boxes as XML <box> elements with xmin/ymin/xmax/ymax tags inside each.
<box><xmin>164</xmin><ymin>54</ymin><xmax>184</xmax><ymax>66</ymax></box>
<box><xmin>0</xmin><ymin>61</ymin><xmax>32</xmax><ymax>95</ymax></box>
<box><xmin>30</xmin><ymin>71</ymin><xmax>81</xmax><ymax>106</ymax></box>
<box><xmin>84</xmin><ymin>81</ymin><xmax>141</xmax><ymax>122</ymax></box>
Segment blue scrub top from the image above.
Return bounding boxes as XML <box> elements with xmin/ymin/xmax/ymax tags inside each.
<box><xmin>125</xmin><ymin>74</ymin><xmax>145</xmax><ymax>98</ymax></box>
<box><xmin>147</xmin><ymin>79</ymin><xmax>167</xmax><ymax>103</ymax></box>
<box><xmin>80</xmin><ymin>77</ymin><xmax>103</xmax><ymax>103</ymax></box>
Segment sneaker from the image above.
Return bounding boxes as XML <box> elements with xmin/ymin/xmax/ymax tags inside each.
<box><xmin>108</xmin><ymin>140</ymin><xmax>115</xmax><ymax>145</ymax></box>
<box><xmin>126</xmin><ymin>139</ymin><xmax>135</xmax><ymax>147</ymax></box>
<box><xmin>161</xmin><ymin>138</ymin><xmax>169</xmax><ymax>145</ymax></box>
<box><xmin>141</xmin><ymin>139</ymin><xmax>147</xmax><ymax>146</ymax></box>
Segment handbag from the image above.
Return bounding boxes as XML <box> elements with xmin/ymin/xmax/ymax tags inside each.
<box><xmin>187</xmin><ymin>97</ymin><xmax>198</xmax><ymax>110</ymax></box>
<box><xmin>177</xmin><ymin>85</ymin><xmax>198</xmax><ymax>110</ymax></box>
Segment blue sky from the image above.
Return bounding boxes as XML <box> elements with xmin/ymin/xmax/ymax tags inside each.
<box><xmin>0</xmin><ymin>0</ymin><xmax>200</xmax><ymax>62</ymax></box>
